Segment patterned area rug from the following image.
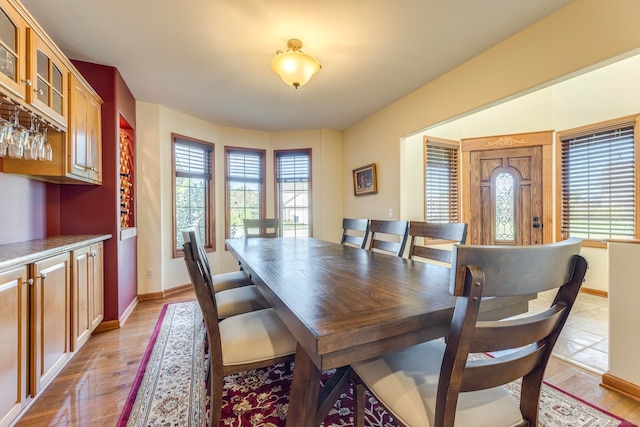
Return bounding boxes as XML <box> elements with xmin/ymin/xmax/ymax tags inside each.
<box><xmin>119</xmin><ymin>301</ymin><xmax>637</xmax><ymax>427</ymax></box>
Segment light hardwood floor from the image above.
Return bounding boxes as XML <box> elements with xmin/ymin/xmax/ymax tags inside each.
<box><xmin>16</xmin><ymin>289</ymin><xmax>640</xmax><ymax>426</ymax></box>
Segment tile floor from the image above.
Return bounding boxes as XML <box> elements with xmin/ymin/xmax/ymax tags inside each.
<box><xmin>531</xmin><ymin>290</ymin><xmax>609</xmax><ymax>374</ymax></box>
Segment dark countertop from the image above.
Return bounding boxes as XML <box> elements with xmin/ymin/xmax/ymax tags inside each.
<box><xmin>0</xmin><ymin>235</ymin><xmax>112</xmax><ymax>271</ymax></box>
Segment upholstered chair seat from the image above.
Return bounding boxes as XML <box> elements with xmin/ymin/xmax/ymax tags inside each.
<box><xmin>352</xmin><ymin>340</ymin><xmax>523</xmax><ymax>427</ymax></box>
<box><xmin>220</xmin><ymin>308</ymin><xmax>297</xmax><ymax>366</ymax></box>
<box><xmin>212</xmin><ymin>270</ymin><xmax>252</xmax><ymax>292</ymax></box>
<box><xmin>215</xmin><ymin>284</ymin><xmax>270</xmax><ymax>319</ymax></box>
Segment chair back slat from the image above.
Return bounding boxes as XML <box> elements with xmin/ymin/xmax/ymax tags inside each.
<box><xmin>341</xmin><ymin>218</ymin><xmax>369</xmax><ymax>249</ymax></box>
<box><xmin>460</xmin><ymin>343</ymin><xmax>546</xmax><ymax>392</ymax></box>
<box><xmin>410</xmin><ymin>246</ymin><xmax>453</xmax><ymax>263</ymax></box>
<box><xmin>368</xmin><ymin>219</ymin><xmax>409</xmax><ymax>257</ymax></box>
<box><xmin>243</xmin><ymin>218</ymin><xmax>282</xmax><ymax>238</ymax></box>
<box><xmin>469</xmin><ymin>305</ymin><xmax>565</xmax><ymax>353</ymax></box>
<box><xmin>408</xmin><ymin>221</ymin><xmax>468</xmax><ymax>263</ymax></box>
<box><xmin>450</xmin><ymin>238</ymin><xmax>583</xmax><ymax>296</ymax></box>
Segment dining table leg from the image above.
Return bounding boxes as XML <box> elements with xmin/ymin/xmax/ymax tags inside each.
<box><xmin>286</xmin><ymin>343</ymin><xmax>322</xmax><ymax>427</ymax></box>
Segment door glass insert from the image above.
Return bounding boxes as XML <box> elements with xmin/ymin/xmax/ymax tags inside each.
<box><xmin>36</xmin><ymin>50</ymin><xmax>50</xmax><ymax>105</ymax></box>
<box><xmin>0</xmin><ymin>10</ymin><xmax>16</xmax><ymax>80</ymax></box>
<box><xmin>495</xmin><ymin>171</ymin><xmax>515</xmax><ymax>241</ymax></box>
<box><xmin>37</xmin><ymin>76</ymin><xmax>48</xmax><ymax>104</ymax></box>
<box><xmin>37</xmin><ymin>50</ymin><xmax>48</xmax><ymax>78</ymax></box>
<box><xmin>52</xmin><ymin>64</ymin><xmax>62</xmax><ymax>114</ymax></box>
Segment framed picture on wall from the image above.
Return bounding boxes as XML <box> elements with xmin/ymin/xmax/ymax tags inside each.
<box><xmin>353</xmin><ymin>163</ymin><xmax>377</xmax><ymax>196</ymax></box>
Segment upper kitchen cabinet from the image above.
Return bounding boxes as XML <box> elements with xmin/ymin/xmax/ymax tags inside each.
<box><xmin>26</xmin><ymin>27</ymin><xmax>68</xmax><ymax>128</ymax></box>
<box><xmin>0</xmin><ymin>0</ymin><xmax>27</xmax><ymax>101</ymax></box>
<box><xmin>68</xmin><ymin>73</ymin><xmax>102</xmax><ymax>183</ymax></box>
<box><xmin>0</xmin><ymin>0</ymin><xmax>103</xmax><ymax>184</ymax></box>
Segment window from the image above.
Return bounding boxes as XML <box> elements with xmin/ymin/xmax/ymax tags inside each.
<box><xmin>172</xmin><ymin>134</ymin><xmax>214</xmax><ymax>256</ymax></box>
<box><xmin>275</xmin><ymin>149</ymin><xmax>311</xmax><ymax>237</ymax></box>
<box><xmin>559</xmin><ymin>116</ymin><xmax>638</xmax><ymax>243</ymax></box>
<box><xmin>424</xmin><ymin>137</ymin><xmax>459</xmax><ymax>223</ymax></box>
<box><xmin>226</xmin><ymin>147</ymin><xmax>266</xmax><ymax>238</ymax></box>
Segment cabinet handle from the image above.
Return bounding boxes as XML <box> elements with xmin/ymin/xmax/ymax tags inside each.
<box><xmin>89</xmin><ymin>167</ymin><xmax>98</xmax><ymax>172</ymax></box>
<box><xmin>27</xmin><ymin>278</ymin><xmax>33</xmax><ymax>286</ymax></box>
<box><xmin>39</xmin><ymin>272</ymin><xmax>47</xmax><ymax>280</ymax></box>
<box><xmin>21</xmin><ymin>79</ymin><xmax>32</xmax><ymax>86</ymax></box>
<box><xmin>34</xmin><ymin>88</ymin><xmax>44</xmax><ymax>96</ymax></box>
<box><xmin>91</xmin><ymin>250</ymin><xmax>98</xmax><ymax>257</ymax></box>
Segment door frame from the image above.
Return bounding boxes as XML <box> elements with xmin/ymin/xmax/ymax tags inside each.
<box><xmin>460</xmin><ymin>130</ymin><xmax>554</xmax><ymax>244</ymax></box>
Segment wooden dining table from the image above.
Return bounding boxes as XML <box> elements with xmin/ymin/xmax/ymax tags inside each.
<box><xmin>225</xmin><ymin>237</ymin><xmax>531</xmax><ymax>426</ymax></box>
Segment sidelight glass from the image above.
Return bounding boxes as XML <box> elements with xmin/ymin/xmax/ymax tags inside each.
<box><xmin>495</xmin><ymin>171</ymin><xmax>515</xmax><ymax>241</ymax></box>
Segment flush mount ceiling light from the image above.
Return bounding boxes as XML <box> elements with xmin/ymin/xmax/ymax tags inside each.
<box><xmin>271</xmin><ymin>39</ymin><xmax>321</xmax><ymax>89</ymax></box>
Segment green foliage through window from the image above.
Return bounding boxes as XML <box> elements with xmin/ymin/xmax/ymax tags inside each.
<box><xmin>276</xmin><ymin>150</ymin><xmax>311</xmax><ymax>237</ymax></box>
<box><xmin>173</xmin><ymin>137</ymin><xmax>213</xmax><ymax>252</ymax></box>
<box><xmin>226</xmin><ymin>149</ymin><xmax>264</xmax><ymax>238</ymax></box>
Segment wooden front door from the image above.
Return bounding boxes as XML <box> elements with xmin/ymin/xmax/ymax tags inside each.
<box><xmin>461</xmin><ymin>131</ymin><xmax>553</xmax><ymax>246</ymax></box>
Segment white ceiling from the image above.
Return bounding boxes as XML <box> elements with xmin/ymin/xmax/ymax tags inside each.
<box><xmin>21</xmin><ymin>0</ymin><xmax>574</xmax><ymax>132</ymax></box>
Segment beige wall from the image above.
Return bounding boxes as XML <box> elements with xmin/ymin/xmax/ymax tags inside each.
<box><xmin>401</xmin><ymin>54</ymin><xmax>640</xmax><ymax>293</ymax></box>
<box><xmin>343</xmin><ymin>0</ymin><xmax>640</xmax><ymax>223</ymax></box>
<box><xmin>135</xmin><ymin>103</ymin><xmax>344</xmax><ymax>294</ymax></box>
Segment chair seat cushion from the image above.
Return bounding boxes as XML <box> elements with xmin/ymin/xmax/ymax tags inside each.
<box><xmin>215</xmin><ymin>284</ymin><xmax>270</xmax><ymax>318</ymax></box>
<box><xmin>352</xmin><ymin>340</ymin><xmax>524</xmax><ymax>427</ymax></box>
<box><xmin>212</xmin><ymin>270</ymin><xmax>252</xmax><ymax>292</ymax></box>
<box><xmin>220</xmin><ymin>308</ymin><xmax>297</xmax><ymax>365</ymax></box>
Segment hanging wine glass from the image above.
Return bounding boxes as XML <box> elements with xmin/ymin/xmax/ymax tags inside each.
<box><xmin>0</xmin><ymin>109</ymin><xmax>11</xmax><ymax>158</ymax></box>
<box><xmin>27</xmin><ymin>117</ymin><xmax>43</xmax><ymax>160</ymax></box>
<box><xmin>42</xmin><ymin>127</ymin><xmax>52</xmax><ymax>161</ymax></box>
<box><xmin>8</xmin><ymin>109</ymin><xmax>27</xmax><ymax>159</ymax></box>
<box><xmin>23</xmin><ymin>116</ymin><xmax>35</xmax><ymax>160</ymax></box>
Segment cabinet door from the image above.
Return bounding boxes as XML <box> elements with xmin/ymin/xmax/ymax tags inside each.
<box><xmin>69</xmin><ymin>73</ymin><xmax>102</xmax><ymax>184</ymax></box>
<box><xmin>86</xmin><ymin>94</ymin><xmax>102</xmax><ymax>183</ymax></box>
<box><xmin>0</xmin><ymin>0</ymin><xmax>27</xmax><ymax>101</ymax></box>
<box><xmin>31</xmin><ymin>253</ymin><xmax>70</xmax><ymax>396</ymax></box>
<box><xmin>90</xmin><ymin>243</ymin><xmax>104</xmax><ymax>330</ymax></box>
<box><xmin>0</xmin><ymin>266</ymin><xmax>29</xmax><ymax>427</ymax></box>
<box><xmin>71</xmin><ymin>246</ymin><xmax>91</xmax><ymax>351</ymax></box>
<box><xmin>71</xmin><ymin>243</ymin><xmax>104</xmax><ymax>351</ymax></box>
<box><xmin>26</xmin><ymin>28</ymin><xmax>68</xmax><ymax>128</ymax></box>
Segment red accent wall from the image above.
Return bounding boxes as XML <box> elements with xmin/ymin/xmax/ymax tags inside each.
<box><xmin>62</xmin><ymin>61</ymin><xmax>137</xmax><ymax>322</ymax></box>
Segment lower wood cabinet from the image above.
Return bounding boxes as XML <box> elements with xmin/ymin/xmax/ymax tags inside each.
<box><xmin>0</xmin><ymin>235</ymin><xmax>108</xmax><ymax>427</ymax></box>
<box><xmin>0</xmin><ymin>267</ymin><xmax>29</xmax><ymax>427</ymax></box>
<box><xmin>31</xmin><ymin>252</ymin><xmax>71</xmax><ymax>396</ymax></box>
<box><xmin>71</xmin><ymin>242</ymin><xmax>104</xmax><ymax>350</ymax></box>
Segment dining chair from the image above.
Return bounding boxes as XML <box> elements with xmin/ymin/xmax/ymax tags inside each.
<box><xmin>183</xmin><ymin>230</ymin><xmax>269</xmax><ymax>319</ymax></box>
<box><xmin>340</xmin><ymin>218</ymin><xmax>370</xmax><ymax>249</ymax></box>
<box><xmin>243</xmin><ymin>218</ymin><xmax>282</xmax><ymax>238</ymax></box>
<box><xmin>184</xmin><ymin>224</ymin><xmax>253</xmax><ymax>291</ymax></box>
<box><xmin>367</xmin><ymin>219</ymin><xmax>409</xmax><ymax>257</ymax></box>
<box><xmin>407</xmin><ymin>221</ymin><xmax>468</xmax><ymax>263</ymax></box>
<box><xmin>351</xmin><ymin>237</ymin><xmax>587</xmax><ymax>427</ymax></box>
<box><xmin>182</xmin><ymin>238</ymin><xmax>297</xmax><ymax>427</ymax></box>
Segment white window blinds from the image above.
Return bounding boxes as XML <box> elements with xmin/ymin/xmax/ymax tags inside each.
<box><xmin>425</xmin><ymin>141</ymin><xmax>459</xmax><ymax>223</ymax></box>
<box><xmin>560</xmin><ymin>124</ymin><xmax>635</xmax><ymax>239</ymax></box>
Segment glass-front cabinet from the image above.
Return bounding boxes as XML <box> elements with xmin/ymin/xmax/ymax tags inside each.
<box><xmin>0</xmin><ymin>1</ymin><xmax>68</xmax><ymax>128</ymax></box>
<box><xmin>0</xmin><ymin>0</ymin><xmax>27</xmax><ymax>100</ymax></box>
<box><xmin>0</xmin><ymin>0</ymin><xmax>102</xmax><ymax>185</ymax></box>
<box><xmin>27</xmin><ymin>28</ymin><xmax>68</xmax><ymax>127</ymax></box>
